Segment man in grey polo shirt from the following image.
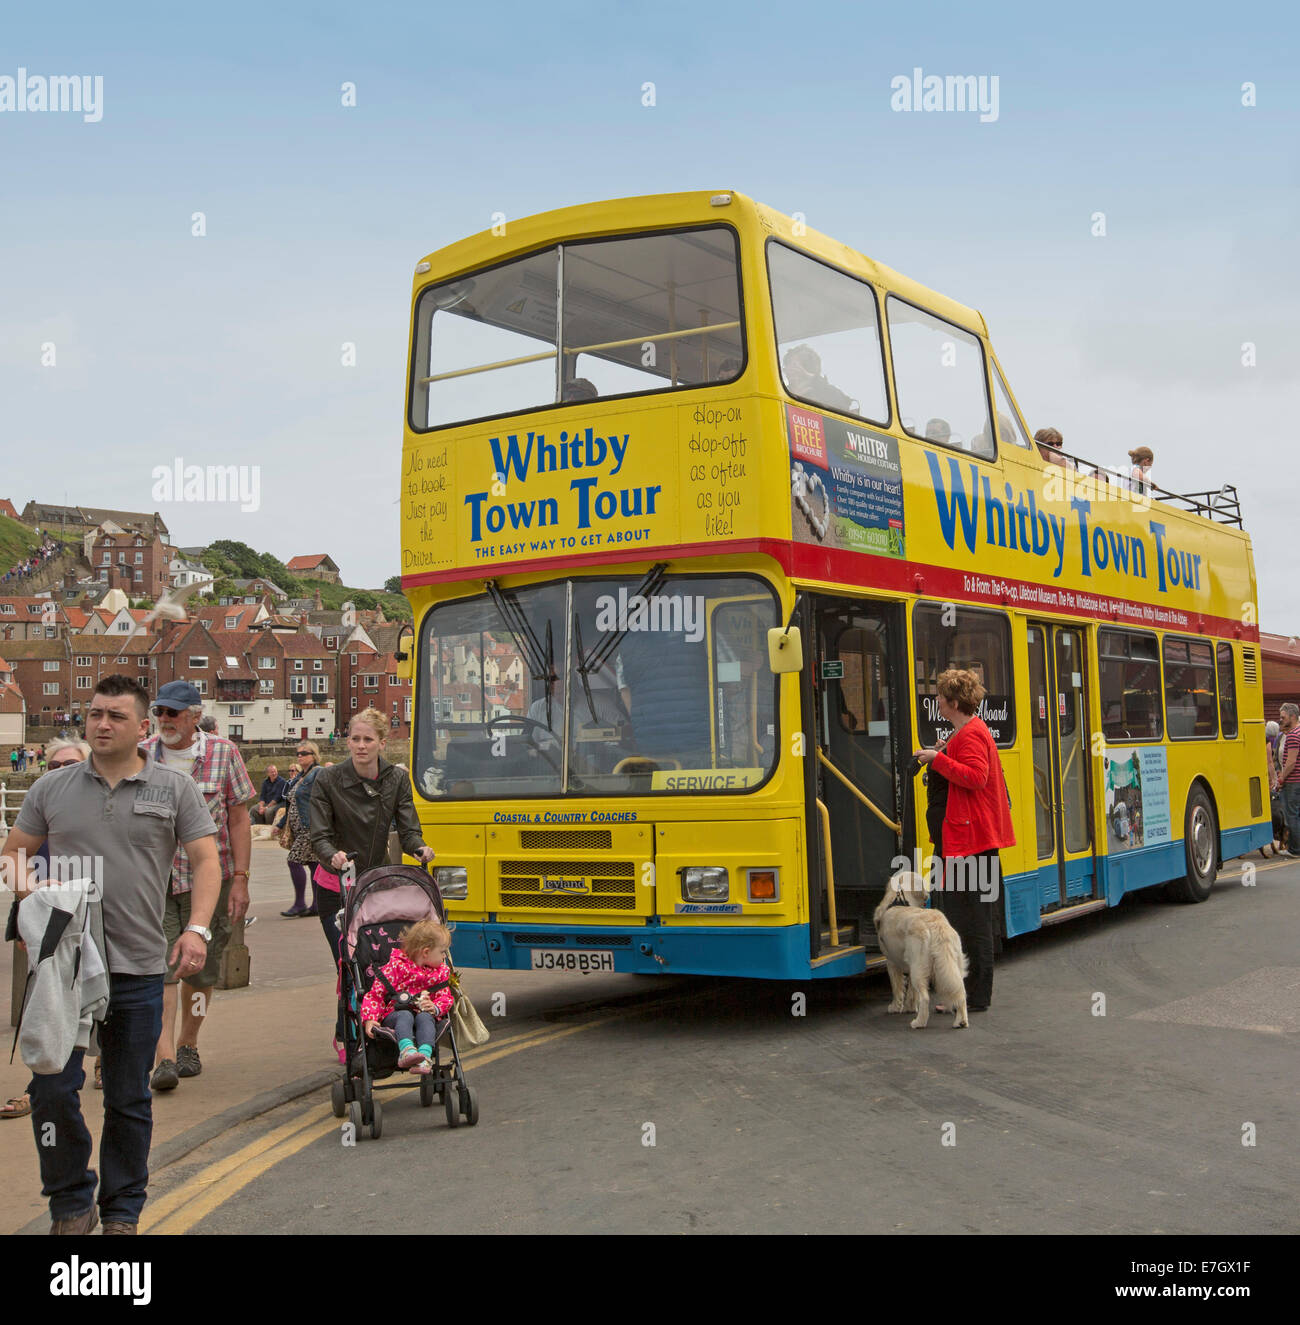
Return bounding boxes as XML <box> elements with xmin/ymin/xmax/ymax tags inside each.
<box><xmin>1</xmin><ymin>674</ymin><xmax>219</xmax><ymax>1236</ymax></box>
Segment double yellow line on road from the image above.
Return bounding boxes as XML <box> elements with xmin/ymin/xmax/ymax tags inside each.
<box><xmin>140</xmin><ymin>1010</ymin><xmax>638</xmax><ymax>1235</ymax></box>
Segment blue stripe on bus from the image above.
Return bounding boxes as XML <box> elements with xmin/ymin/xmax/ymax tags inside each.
<box><xmin>456</xmin><ymin>822</ymin><xmax>1274</xmax><ymax>973</ymax></box>
<box><xmin>459</xmin><ymin>922</ymin><xmax>821</xmax><ymax>980</ymax></box>
<box><xmin>1003</xmin><ymin>820</ymin><xmax>1271</xmax><ymax>937</ymax></box>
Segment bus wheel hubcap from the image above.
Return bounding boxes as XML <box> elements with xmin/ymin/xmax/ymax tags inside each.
<box><xmin>1191</xmin><ymin>807</ymin><xmax>1213</xmax><ymax>876</ymax></box>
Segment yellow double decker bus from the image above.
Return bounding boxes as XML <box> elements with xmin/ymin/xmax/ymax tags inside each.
<box><xmin>398</xmin><ymin>190</ymin><xmax>1270</xmax><ymax>980</ymax></box>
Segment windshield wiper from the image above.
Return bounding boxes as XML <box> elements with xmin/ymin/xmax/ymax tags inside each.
<box><xmin>572</xmin><ymin>613</ymin><xmax>599</xmax><ymax>726</ymax></box>
<box><xmin>484</xmin><ymin>580</ymin><xmax>553</xmax><ymax>686</ymax></box>
<box><xmin>579</xmin><ymin>561</ymin><xmax>668</xmax><ymax>676</ymax></box>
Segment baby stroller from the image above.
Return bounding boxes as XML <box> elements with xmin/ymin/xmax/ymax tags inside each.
<box><xmin>328</xmin><ymin>860</ymin><xmax>480</xmax><ymax>1139</ymax></box>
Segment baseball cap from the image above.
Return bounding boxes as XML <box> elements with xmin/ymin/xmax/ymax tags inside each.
<box><xmin>155</xmin><ymin>680</ymin><xmax>201</xmax><ymax>708</ymax></box>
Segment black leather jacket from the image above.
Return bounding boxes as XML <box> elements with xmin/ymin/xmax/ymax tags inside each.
<box><xmin>309</xmin><ymin>758</ymin><xmax>427</xmax><ymax>874</ymax></box>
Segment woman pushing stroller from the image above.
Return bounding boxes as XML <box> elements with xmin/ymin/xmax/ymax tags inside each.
<box><xmin>360</xmin><ymin>919</ymin><xmax>455</xmax><ymax>1074</ymax></box>
<box><xmin>310</xmin><ymin>707</ymin><xmax>435</xmax><ymax>1062</ymax></box>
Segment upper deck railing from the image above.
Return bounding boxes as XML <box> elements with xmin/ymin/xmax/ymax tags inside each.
<box><xmin>1041</xmin><ymin>449</ymin><xmax>1243</xmax><ymax>529</ymax></box>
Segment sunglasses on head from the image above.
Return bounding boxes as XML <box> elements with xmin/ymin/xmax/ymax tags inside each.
<box><xmin>48</xmin><ymin>758</ymin><xmax>81</xmax><ymax>769</ymax></box>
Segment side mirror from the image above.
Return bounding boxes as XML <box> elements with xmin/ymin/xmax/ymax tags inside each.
<box><xmin>393</xmin><ymin>622</ymin><xmax>414</xmax><ymax>681</ymax></box>
<box><xmin>767</xmin><ymin>626</ymin><xmax>803</xmax><ymax>674</ymax></box>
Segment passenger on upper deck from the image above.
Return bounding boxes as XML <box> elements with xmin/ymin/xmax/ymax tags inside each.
<box><xmin>1034</xmin><ymin>427</ymin><xmax>1072</xmax><ymax>469</ymax></box>
<box><xmin>925</xmin><ymin>418</ymin><xmax>952</xmax><ymax>445</ymax></box>
<box><xmin>1128</xmin><ymin>446</ymin><xmax>1155</xmax><ymax>495</ymax></box>
<box><xmin>782</xmin><ymin>344</ymin><xmax>855</xmax><ymax>416</ymax></box>
<box><xmin>562</xmin><ymin>377</ymin><xmax>598</xmax><ymax>403</ymax></box>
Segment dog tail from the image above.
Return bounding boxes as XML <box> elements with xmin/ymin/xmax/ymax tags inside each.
<box><xmin>934</xmin><ymin>927</ymin><xmax>970</xmax><ymax>995</ymax></box>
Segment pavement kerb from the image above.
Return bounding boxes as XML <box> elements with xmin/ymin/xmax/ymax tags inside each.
<box><xmin>16</xmin><ymin>1066</ymin><xmax>341</xmax><ymax>1235</ymax></box>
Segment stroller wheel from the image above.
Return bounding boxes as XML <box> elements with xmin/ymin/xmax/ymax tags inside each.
<box><xmin>460</xmin><ymin>1084</ymin><xmax>480</xmax><ymax>1127</ymax></box>
<box><xmin>348</xmin><ymin>1099</ymin><xmax>365</xmax><ymax>1140</ymax></box>
<box><xmin>419</xmin><ymin>1076</ymin><xmax>435</xmax><ymax>1108</ymax></box>
<box><xmin>368</xmin><ymin>1099</ymin><xmax>383</xmax><ymax>1140</ymax></box>
<box><xmin>444</xmin><ymin>1084</ymin><xmax>462</xmax><ymax>1128</ymax></box>
<box><xmin>330</xmin><ymin>1080</ymin><xmax>347</xmax><ymax>1118</ymax></box>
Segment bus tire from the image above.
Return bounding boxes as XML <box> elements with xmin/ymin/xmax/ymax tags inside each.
<box><xmin>1164</xmin><ymin>784</ymin><xmax>1218</xmax><ymax>904</ymax></box>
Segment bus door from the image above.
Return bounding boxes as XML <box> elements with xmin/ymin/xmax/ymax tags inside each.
<box><xmin>810</xmin><ymin>599</ymin><xmax>907</xmax><ymax>952</ymax></box>
<box><xmin>1026</xmin><ymin>623</ymin><xmax>1097</xmax><ymax>909</ymax></box>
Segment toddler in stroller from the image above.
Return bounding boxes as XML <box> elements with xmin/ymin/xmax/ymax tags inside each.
<box><xmin>331</xmin><ymin>862</ymin><xmax>479</xmax><ymax>1136</ymax></box>
<box><xmin>360</xmin><ymin>919</ymin><xmax>454</xmax><ymax>1073</ymax></box>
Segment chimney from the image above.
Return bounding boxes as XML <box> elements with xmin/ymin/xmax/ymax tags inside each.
<box><xmin>314</xmin><ymin>587</ymin><xmax>323</xmax><ymax>611</ymax></box>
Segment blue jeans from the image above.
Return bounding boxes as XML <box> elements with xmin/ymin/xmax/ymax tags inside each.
<box><xmin>383</xmin><ymin>1008</ymin><xmax>441</xmax><ymax>1048</ymax></box>
<box><xmin>28</xmin><ymin>973</ymin><xmax>163</xmax><ymax>1223</ymax></box>
<box><xmin>1284</xmin><ymin>784</ymin><xmax>1300</xmax><ymax>853</ymax></box>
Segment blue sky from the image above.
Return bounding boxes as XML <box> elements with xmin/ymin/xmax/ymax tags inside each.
<box><xmin>2</xmin><ymin>0</ymin><xmax>1296</xmax><ymax>623</ymax></box>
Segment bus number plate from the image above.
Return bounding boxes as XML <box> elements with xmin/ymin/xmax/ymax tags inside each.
<box><xmin>530</xmin><ymin>949</ymin><xmax>615</xmax><ymax>973</ymax></box>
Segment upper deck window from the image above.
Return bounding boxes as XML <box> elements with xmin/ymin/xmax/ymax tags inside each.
<box><xmin>886</xmin><ymin>297</ymin><xmax>994</xmax><ymax>460</ymax></box>
<box><xmin>767</xmin><ymin>243</ymin><xmax>889</xmax><ymax>425</ymax></box>
<box><xmin>991</xmin><ymin>361</ymin><xmax>1035</xmax><ymax>451</ymax></box>
<box><xmin>410</xmin><ymin>226</ymin><xmax>744</xmax><ymax>431</ymax></box>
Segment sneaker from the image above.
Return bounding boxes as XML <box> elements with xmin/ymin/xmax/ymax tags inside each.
<box><xmin>397</xmin><ymin>1047</ymin><xmax>424</xmax><ymax>1070</ymax></box>
<box><xmin>411</xmin><ymin>1058</ymin><xmax>433</xmax><ymax>1074</ymax></box>
<box><xmin>176</xmin><ymin>1045</ymin><xmax>202</xmax><ymax>1078</ymax></box>
<box><xmin>151</xmin><ymin>1059</ymin><xmax>179</xmax><ymax>1091</ymax></box>
<box><xmin>50</xmin><ymin>1206</ymin><xmax>98</xmax><ymax>1236</ymax></box>
<box><xmin>102</xmin><ymin>1221</ymin><xmax>137</xmax><ymax>1235</ymax></box>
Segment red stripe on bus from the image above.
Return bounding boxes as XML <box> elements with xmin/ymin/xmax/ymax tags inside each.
<box><xmin>401</xmin><ymin>536</ymin><xmax>1260</xmax><ymax>643</ymax></box>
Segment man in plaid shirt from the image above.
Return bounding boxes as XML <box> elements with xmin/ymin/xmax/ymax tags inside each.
<box><xmin>140</xmin><ymin>681</ymin><xmax>255</xmax><ymax>1091</ymax></box>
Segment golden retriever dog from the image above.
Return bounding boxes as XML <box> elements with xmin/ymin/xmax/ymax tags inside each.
<box><xmin>873</xmin><ymin>871</ymin><xmax>969</xmax><ymax>1029</ymax></box>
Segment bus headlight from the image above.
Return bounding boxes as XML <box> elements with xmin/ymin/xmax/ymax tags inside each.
<box><xmin>434</xmin><ymin>866</ymin><xmax>468</xmax><ymax>900</ymax></box>
<box><xmin>747</xmin><ymin>868</ymin><xmax>780</xmax><ymax>902</ymax></box>
<box><xmin>680</xmin><ymin>866</ymin><xmax>729</xmax><ymax>901</ymax></box>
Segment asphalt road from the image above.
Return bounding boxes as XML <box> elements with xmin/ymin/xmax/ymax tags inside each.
<box><xmin>145</xmin><ymin>856</ymin><xmax>1299</xmax><ymax>1235</ymax></box>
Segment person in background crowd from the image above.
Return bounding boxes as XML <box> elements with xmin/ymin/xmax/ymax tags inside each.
<box><xmin>280</xmin><ymin>741</ymin><xmax>321</xmax><ymax>918</ymax></box>
<box><xmin>140</xmin><ymin>681</ymin><xmax>254</xmax><ymax>1092</ymax></box>
<box><xmin>1276</xmin><ymin>703</ymin><xmax>1300</xmax><ymax>858</ymax></box>
<box><xmin>1</xmin><ymin>674</ymin><xmax>218</xmax><ymax>1234</ymax></box>
<box><xmin>1263</xmin><ymin>720</ymin><xmax>1285</xmax><ymax>856</ymax></box>
<box><xmin>311</xmin><ymin>709</ymin><xmax>434</xmax><ymax>1064</ymax></box>
<box><xmin>199</xmin><ymin>716</ymin><xmax>218</xmax><ymax>735</ymax></box>
<box><xmin>913</xmin><ymin>668</ymin><xmax>1016</xmax><ymax>1014</ymax></box>
<box><xmin>251</xmin><ymin>764</ymin><xmax>289</xmax><ymax>825</ymax></box>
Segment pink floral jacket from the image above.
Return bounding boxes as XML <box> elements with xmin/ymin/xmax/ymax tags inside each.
<box><xmin>359</xmin><ymin>948</ymin><xmax>454</xmax><ymax>1024</ymax></box>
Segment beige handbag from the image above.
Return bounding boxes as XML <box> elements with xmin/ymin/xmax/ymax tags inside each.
<box><xmin>449</xmin><ymin>970</ymin><xmax>490</xmax><ymax>1046</ymax></box>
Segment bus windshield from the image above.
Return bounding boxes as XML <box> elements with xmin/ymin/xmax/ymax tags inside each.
<box><xmin>415</xmin><ymin>573</ymin><xmax>778</xmax><ymax>799</ymax></box>
<box><xmin>409</xmin><ymin>225</ymin><xmax>744</xmax><ymax>430</ymax></box>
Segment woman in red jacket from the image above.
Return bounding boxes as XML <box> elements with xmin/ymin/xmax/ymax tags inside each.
<box><xmin>915</xmin><ymin>668</ymin><xmax>1015</xmax><ymax>1011</ymax></box>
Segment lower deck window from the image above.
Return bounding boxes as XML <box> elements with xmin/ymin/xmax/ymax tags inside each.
<box><xmin>912</xmin><ymin>604</ymin><xmax>1014</xmax><ymax>746</ymax></box>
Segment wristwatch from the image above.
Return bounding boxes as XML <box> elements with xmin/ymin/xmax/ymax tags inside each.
<box><xmin>184</xmin><ymin>923</ymin><xmax>213</xmax><ymax>942</ymax></box>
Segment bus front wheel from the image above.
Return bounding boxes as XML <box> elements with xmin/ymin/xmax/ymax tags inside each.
<box><xmin>1165</xmin><ymin>785</ymin><xmax>1218</xmax><ymax>904</ymax></box>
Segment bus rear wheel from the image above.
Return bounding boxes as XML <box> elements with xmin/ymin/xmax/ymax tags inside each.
<box><xmin>1165</xmin><ymin>785</ymin><xmax>1218</xmax><ymax>904</ymax></box>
